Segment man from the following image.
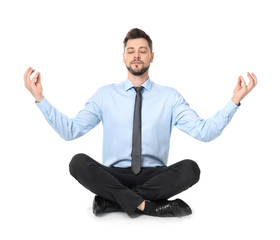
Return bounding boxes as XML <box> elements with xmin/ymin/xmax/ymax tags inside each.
<box><xmin>24</xmin><ymin>28</ymin><xmax>257</xmax><ymax>218</ymax></box>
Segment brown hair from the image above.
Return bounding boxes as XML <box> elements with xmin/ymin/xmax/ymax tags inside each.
<box><xmin>123</xmin><ymin>28</ymin><xmax>153</xmax><ymax>52</ymax></box>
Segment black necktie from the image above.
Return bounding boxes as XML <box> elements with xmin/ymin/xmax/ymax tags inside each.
<box><xmin>131</xmin><ymin>86</ymin><xmax>144</xmax><ymax>175</ymax></box>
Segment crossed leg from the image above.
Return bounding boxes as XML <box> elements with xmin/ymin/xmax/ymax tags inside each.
<box><xmin>132</xmin><ymin>159</ymin><xmax>200</xmax><ymax>201</ymax></box>
<box><xmin>69</xmin><ymin>153</ymin><xmax>200</xmax><ymax>216</ymax></box>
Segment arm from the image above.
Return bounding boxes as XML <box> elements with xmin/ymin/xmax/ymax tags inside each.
<box><xmin>172</xmin><ymin>95</ymin><xmax>239</xmax><ymax>142</ymax></box>
<box><xmin>24</xmin><ymin>67</ymin><xmax>102</xmax><ymax>140</ymax></box>
<box><xmin>172</xmin><ymin>73</ymin><xmax>257</xmax><ymax>142</ymax></box>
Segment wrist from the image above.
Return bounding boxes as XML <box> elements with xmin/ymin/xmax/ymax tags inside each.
<box><xmin>35</xmin><ymin>95</ymin><xmax>44</xmax><ymax>103</ymax></box>
<box><xmin>231</xmin><ymin>97</ymin><xmax>240</xmax><ymax>106</ymax></box>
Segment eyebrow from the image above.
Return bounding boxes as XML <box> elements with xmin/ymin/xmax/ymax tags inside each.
<box><xmin>126</xmin><ymin>46</ymin><xmax>148</xmax><ymax>50</ymax></box>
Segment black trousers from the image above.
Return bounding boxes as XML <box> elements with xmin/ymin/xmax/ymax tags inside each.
<box><xmin>69</xmin><ymin>153</ymin><xmax>200</xmax><ymax>216</ymax></box>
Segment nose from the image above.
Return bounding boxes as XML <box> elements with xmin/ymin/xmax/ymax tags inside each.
<box><xmin>134</xmin><ymin>52</ymin><xmax>141</xmax><ymax>60</ymax></box>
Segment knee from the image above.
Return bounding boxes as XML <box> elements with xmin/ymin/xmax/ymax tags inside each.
<box><xmin>180</xmin><ymin>159</ymin><xmax>201</xmax><ymax>185</ymax></box>
<box><xmin>69</xmin><ymin>153</ymin><xmax>89</xmax><ymax>177</ymax></box>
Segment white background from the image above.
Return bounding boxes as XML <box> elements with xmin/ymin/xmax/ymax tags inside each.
<box><xmin>1</xmin><ymin>0</ymin><xmax>279</xmax><ymax>239</ymax></box>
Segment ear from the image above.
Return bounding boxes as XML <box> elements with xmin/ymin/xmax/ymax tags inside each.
<box><xmin>122</xmin><ymin>52</ymin><xmax>126</xmax><ymax>63</ymax></box>
<box><xmin>150</xmin><ymin>52</ymin><xmax>154</xmax><ymax>63</ymax></box>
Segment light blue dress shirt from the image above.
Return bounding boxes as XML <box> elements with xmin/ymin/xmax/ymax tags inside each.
<box><xmin>36</xmin><ymin>77</ymin><xmax>239</xmax><ymax>167</ymax></box>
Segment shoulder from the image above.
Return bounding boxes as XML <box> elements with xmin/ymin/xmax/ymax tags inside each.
<box><xmin>151</xmin><ymin>82</ymin><xmax>189</xmax><ymax>108</ymax></box>
<box><xmin>96</xmin><ymin>83</ymin><xmax>117</xmax><ymax>92</ymax></box>
<box><xmin>90</xmin><ymin>82</ymin><xmax>121</xmax><ymax>96</ymax></box>
<box><xmin>151</xmin><ymin>81</ymin><xmax>179</xmax><ymax>96</ymax></box>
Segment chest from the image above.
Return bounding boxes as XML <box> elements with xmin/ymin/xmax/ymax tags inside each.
<box><xmin>102</xmin><ymin>92</ymin><xmax>173</xmax><ymax>128</ymax></box>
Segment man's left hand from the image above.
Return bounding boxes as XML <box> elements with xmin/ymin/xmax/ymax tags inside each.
<box><xmin>232</xmin><ymin>72</ymin><xmax>257</xmax><ymax>105</ymax></box>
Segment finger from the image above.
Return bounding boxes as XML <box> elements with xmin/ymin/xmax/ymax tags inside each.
<box><xmin>24</xmin><ymin>67</ymin><xmax>32</xmax><ymax>84</ymax></box>
<box><xmin>24</xmin><ymin>66</ymin><xmax>31</xmax><ymax>82</ymax></box>
<box><xmin>31</xmin><ymin>72</ymin><xmax>39</xmax><ymax>83</ymax></box>
<box><xmin>36</xmin><ymin>72</ymin><xmax>42</xmax><ymax>89</ymax></box>
<box><xmin>236</xmin><ymin>76</ymin><xmax>242</xmax><ymax>86</ymax></box>
<box><xmin>247</xmin><ymin>72</ymin><xmax>255</xmax><ymax>90</ymax></box>
<box><xmin>27</xmin><ymin>68</ymin><xmax>35</xmax><ymax>82</ymax></box>
<box><xmin>37</xmin><ymin>72</ymin><xmax>41</xmax><ymax>83</ymax></box>
<box><xmin>247</xmin><ymin>72</ymin><xmax>254</xmax><ymax>81</ymax></box>
<box><xmin>251</xmin><ymin>72</ymin><xmax>258</xmax><ymax>85</ymax></box>
<box><xmin>31</xmin><ymin>72</ymin><xmax>39</xmax><ymax>85</ymax></box>
<box><xmin>240</xmin><ymin>75</ymin><xmax>247</xmax><ymax>88</ymax></box>
<box><xmin>35</xmin><ymin>72</ymin><xmax>41</xmax><ymax>86</ymax></box>
<box><xmin>24</xmin><ymin>67</ymin><xmax>33</xmax><ymax>87</ymax></box>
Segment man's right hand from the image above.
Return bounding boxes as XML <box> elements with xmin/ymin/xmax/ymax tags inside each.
<box><xmin>24</xmin><ymin>66</ymin><xmax>44</xmax><ymax>102</ymax></box>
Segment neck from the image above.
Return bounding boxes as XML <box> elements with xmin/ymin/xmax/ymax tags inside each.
<box><xmin>127</xmin><ymin>71</ymin><xmax>149</xmax><ymax>87</ymax></box>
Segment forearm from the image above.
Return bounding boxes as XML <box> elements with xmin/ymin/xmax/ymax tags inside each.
<box><xmin>174</xmin><ymin>99</ymin><xmax>240</xmax><ymax>142</ymax></box>
<box><xmin>36</xmin><ymin>97</ymin><xmax>100</xmax><ymax>140</ymax></box>
<box><xmin>192</xmin><ymin>99</ymin><xmax>240</xmax><ymax>142</ymax></box>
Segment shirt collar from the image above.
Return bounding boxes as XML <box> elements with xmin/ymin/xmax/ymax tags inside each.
<box><xmin>124</xmin><ymin>77</ymin><xmax>152</xmax><ymax>92</ymax></box>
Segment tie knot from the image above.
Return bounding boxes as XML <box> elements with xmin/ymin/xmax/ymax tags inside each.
<box><xmin>133</xmin><ymin>86</ymin><xmax>144</xmax><ymax>94</ymax></box>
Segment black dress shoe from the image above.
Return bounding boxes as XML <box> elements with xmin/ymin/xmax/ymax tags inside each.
<box><xmin>144</xmin><ymin>198</ymin><xmax>192</xmax><ymax>217</ymax></box>
<box><xmin>156</xmin><ymin>199</ymin><xmax>192</xmax><ymax>217</ymax></box>
<box><xmin>92</xmin><ymin>195</ymin><xmax>123</xmax><ymax>215</ymax></box>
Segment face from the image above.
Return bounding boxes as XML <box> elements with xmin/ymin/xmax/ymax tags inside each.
<box><xmin>123</xmin><ymin>38</ymin><xmax>154</xmax><ymax>76</ymax></box>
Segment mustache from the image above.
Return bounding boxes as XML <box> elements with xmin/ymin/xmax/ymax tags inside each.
<box><xmin>131</xmin><ymin>60</ymin><xmax>144</xmax><ymax>64</ymax></box>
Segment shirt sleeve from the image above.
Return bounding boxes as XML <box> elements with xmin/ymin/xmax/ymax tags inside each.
<box><xmin>172</xmin><ymin>90</ymin><xmax>240</xmax><ymax>142</ymax></box>
<box><xmin>35</xmin><ymin>90</ymin><xmax>102</xmax><ymax>141</ymax></box>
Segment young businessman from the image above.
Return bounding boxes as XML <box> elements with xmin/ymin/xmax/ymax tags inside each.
<box><xmin>24</xmin><ymin>28</ymin><xmax>257</xmax><ymax>217</ymax></box>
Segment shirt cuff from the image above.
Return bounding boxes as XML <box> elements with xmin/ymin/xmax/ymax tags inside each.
<box><xmin>35</xmin><ymin>97</ymin><xmax>51</xmax><ymax>115</ymax></box>
<box><xmin>224</xmin><ymin>99</ymin><xmax>240</xmax><ymax>116</ymax></box>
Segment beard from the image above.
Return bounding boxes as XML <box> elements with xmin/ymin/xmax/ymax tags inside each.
<box><xmin>126</xmin><ymin>63</ymin><xmax>150</xmax><ymax>76</ymax></box>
